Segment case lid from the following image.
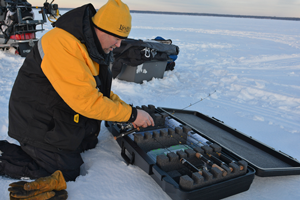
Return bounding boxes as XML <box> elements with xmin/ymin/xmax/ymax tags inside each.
<box><xmin>158</xmin><ymin>107</ymin><xmax>300</xmax><ymax>177</ymax></box>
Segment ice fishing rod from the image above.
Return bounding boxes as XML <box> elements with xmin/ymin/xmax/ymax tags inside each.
<box><xmin>151</xmin><ymin>135</ymin><xmax>208</xmax><ymax>172</ymax></box>
<box><xmin>170</xmin><ymin>90</ymin><xmax>217</xmax><ymax>115</ymax></box>
<box><xmin>180</xmin><ymin>158</ymin><xmax>204</xmax><ymax>175</ymax></box>
<box><xmin>169</xmin><ymin>129</ymin><xmax>241</xmax><ymax>174</ymax></box>
<box><xmin>166</xmin><ymin>126</ymin><xmax>210</xmax><ymax>151</ymax></box>
<box><xmin>181</xmin><ymin>90</ymin><xmax>217</xmax><ymax>110</ymax></box>
<box><xmin>154</xmin><ymin>131</ymin><xmax>226</xmax><ymax>176</ymax></box>
<box><xmin>161</xmin><ymin>128</ymin><xmax>228</xmax><ymax>175</ymax></box>
<box><xmin>164</xmin><ymin>115</ymin><xmax>244</xmax><ymax>173</ymax></box>
<box><xmin>206</xmin><ymin>153</ymin><xmax>233</xmax><ymax>172</ymax></box>
<box><xmin>195</xmin><ymin>152</ymin><xmax>227</xmax><ymax>177</ymax></box>
<box><xmin>114</xmin><ymin>126</ymin><xmax>140</xmax><ymax>140</ymax></box>
<box><xmin>215</xmin><ymin>152</ymin><xmax>244</xmax><ymax>171</ymax></box>
<box><xmin>157</xmin><ymin>129</ymin><xmax>228</xmax><ymax>175</ymax></box>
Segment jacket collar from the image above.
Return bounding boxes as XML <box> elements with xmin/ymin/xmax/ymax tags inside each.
<box><xmin>54</xmin><ymin>4</ymin><xmax>113</xmax><ymax>65</ymax></box>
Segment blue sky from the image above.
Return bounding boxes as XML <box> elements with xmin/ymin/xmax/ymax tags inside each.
<box><xmin>30</xmin><ymin>0</ymin><xmax>300</xmax><ymax>17</ymax></box>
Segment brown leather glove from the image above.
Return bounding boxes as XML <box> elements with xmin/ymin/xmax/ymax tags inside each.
<box><xmin>8</xmin><ymin>170</ymin><xmax>67</xmax><ymax>200</ymax></box>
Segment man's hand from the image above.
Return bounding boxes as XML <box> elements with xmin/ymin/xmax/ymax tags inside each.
<box><xmin>132</xmin><ymin>109</ymin><xmax>154</xmax><ymax>128</ymax></box>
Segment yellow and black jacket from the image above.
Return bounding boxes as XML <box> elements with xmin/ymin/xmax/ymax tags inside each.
<box><xmin>8</xmin><ymin>4</ymin><xmax>135</xmax><ymax>152</ymax></box>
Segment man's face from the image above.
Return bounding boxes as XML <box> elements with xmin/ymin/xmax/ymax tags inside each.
<box><xmin>94</xmin><ymin>27</ymin><xmax>123</xmax><ymax>54</ymax></box>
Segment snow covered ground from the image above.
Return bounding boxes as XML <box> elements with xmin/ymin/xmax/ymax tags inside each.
<box><xmin>1</xmin><ymin>9</ymin><xmax>300</xmax><ymax>200</ymax></box>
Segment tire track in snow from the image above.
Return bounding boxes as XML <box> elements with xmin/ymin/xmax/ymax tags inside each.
<box><xmin>211</xmin><ymin>89</ymin><xmax>300</xmax><ymax>129</ymax></box>
<box><xmin>210</xmin><ymin>97</ymin><xmax>300</xmax><ymax>129</ymax></box>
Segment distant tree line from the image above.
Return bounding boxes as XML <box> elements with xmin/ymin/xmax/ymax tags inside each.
<box><xmin>130</xmin><ymin>10</ymin><xmax>300</xmax><ymax>21</ymax></box>
<box><xmin>58</xmin><ymin>8</ymin><xmax>300</xmax><ymax>21</ymax></box>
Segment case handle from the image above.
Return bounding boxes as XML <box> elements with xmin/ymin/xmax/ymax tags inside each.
<box><xmin>121</xmin><ymin>142</ymin><xmax>135</xmax><ymax>165</ymax></box>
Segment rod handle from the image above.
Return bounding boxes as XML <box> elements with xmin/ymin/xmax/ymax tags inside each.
<box><xmin>212</xmin><ymin>164</ymin><xmax>227</xmax><ymax>176</ymax></box>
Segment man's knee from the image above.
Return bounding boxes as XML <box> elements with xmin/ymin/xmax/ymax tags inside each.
<box><xmin>0</xmin><ymin>140</ymin><xmax>50</xmax><ymax>179</ymax></box>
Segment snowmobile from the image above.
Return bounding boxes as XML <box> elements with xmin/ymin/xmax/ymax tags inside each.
<box><xmin>0</xmin><ymin>0</ymin><xmax>59</xmax><ymax>57</ymax></box>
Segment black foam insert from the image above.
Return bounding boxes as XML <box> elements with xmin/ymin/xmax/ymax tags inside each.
<box><xmin>133</xmin><ymin>128</ymin><xmax>188</xmax><ymax>152</ymax></box>
<box><xmin>155</xmin><ymin>148</ymin><xmax>248</xmax><ymax>190</ymax></box>
<box><xmin>130</xmin><ymin>109</ymin><xmax>248</xmax><ymax>190</ymax></box>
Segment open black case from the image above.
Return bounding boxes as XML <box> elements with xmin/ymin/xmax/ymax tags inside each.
<box><xmin>106</xmin><ymin>105</ymin><xmax>300</xmax><ymax>200</ymax></box>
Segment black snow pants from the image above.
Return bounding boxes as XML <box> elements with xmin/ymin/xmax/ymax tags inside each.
<box><xmin>0</xmin><ymin>134</ymin><xmax>98</xmax><ymax>181</ymax></box>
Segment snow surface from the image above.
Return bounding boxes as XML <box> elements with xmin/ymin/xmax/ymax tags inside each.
<box><xmin>1</xmin><ymin>9</ymin><xmax>300</xmax><ymax>200</ymax></box>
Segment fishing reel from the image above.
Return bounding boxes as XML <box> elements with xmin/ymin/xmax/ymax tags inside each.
<box><xmin>43</xmin><ymin>0</ymin><xmax>59</xmax><ymax>21</ymax></box>
<box><xmin>114</xmin><ymin>122</ymin><xmax>135</xmax><ymax>132</ymax></box>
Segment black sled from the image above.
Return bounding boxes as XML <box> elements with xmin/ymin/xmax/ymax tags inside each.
<box><xmin>0</xmin><ymin>0</ymin><xmax>59</xmax><ymax>57</ymax></box>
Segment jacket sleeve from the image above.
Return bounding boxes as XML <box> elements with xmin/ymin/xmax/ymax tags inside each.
<box><xmin>110</xmin><ymin>91</ymin><xmax>125</xmax><ymax>103</ymax></box>
<box><xmin>40</xmin><ymin>28</ymin><xmax>132</xmax><ymax>122</ymax></box>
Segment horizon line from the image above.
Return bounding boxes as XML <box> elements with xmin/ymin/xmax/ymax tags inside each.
<box><xmin>58</xmin><ymin>8</ymin><xmax>300</xmax><ymax>21</ymax></box>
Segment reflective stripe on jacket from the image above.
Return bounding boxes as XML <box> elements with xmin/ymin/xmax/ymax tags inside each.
<box><xmin>8</xmin><ymin>4</ymin><xmax>132</xmax><ymax>152</ymax></box>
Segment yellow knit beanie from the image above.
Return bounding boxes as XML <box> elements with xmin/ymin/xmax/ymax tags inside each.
<box><xmin>92</xmin><ymin>0</ymin><xmax>131</xmax><ymax>39</ymax></box>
